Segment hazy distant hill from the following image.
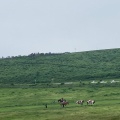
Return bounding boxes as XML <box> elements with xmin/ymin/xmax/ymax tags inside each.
<box><xmin>0</xmin><ymin>48</ymin><xmax>120</xmax><ymax>84</ymax></box>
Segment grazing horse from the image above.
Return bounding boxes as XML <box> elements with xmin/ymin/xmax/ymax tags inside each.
<box><xmin>60</xmin><ymin>101</ymin><xmax>69</xmax><ymax>107</ymax></box>
<box><xmin>87</xmin><ymin>100</ymin><xmax>95</xmax><ymax>105</ymax></box>
<box><xmin>76</xmin><ymin>100</ymin><xmax>84</xmax><ymax>105</ymax></box>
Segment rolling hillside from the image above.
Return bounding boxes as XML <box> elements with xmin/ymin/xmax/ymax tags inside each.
<box><xmin>0</xmin><ymin>48</ymin><xmax>120</xmax><ymax>84</ymax></box>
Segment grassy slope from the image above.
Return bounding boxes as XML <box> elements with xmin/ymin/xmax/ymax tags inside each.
<box><xmin>0</xmin><ymin>86</ymin><xmax>120</xmax><ymax>120</ymax></box>
<box><xmin>0</xmin><ymin>48</ymin><xmax>120</xmax><ymax>84</ymax></box>
<box><xmin>0</xmin><ymin>48</ymin><xmax>120</xmax><ymax>120</ymax></box>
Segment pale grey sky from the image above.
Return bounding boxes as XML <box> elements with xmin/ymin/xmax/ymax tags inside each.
<box><xmin>0</xmin><ymin>0</ymin><xmax>120</xmax><ymax>57</ymax></box>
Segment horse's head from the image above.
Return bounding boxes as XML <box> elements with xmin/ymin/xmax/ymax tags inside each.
<box><xmin>76</xmin><ymin>101</ymin><xmax>78</xmax><ymax>104</ymax></box>
<box><xmin>82</xmin><ymin>100</ymin><xmax>84</xmax><ymax>103</ymax></box>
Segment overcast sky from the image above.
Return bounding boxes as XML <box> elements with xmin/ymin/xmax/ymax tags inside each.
<box><xmin>0</xmin><ymin>0</ymin><xmax>120</xmax><ymax>57</ymax></box>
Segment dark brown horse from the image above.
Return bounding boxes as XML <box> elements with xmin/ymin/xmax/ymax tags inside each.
<box><xmin>60</xmin><ymin>101</ymin><xmax>69</xmax><ymax>107</ymax></box>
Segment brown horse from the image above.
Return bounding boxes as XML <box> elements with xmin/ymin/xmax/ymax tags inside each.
<box><xmin>60</xmin><ymin>101</ymin><xmax>69</xmax><ymax>107</ymax></box>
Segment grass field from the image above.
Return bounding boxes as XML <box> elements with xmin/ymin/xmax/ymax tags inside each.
<box><xmin>0</xmin><ymin>85</ymin><xmax>120</xmax><ymax>120</ymax></box>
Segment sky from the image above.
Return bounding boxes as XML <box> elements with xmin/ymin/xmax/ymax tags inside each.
<box><xmin>0</xmin><ymin>0</ymin><xmax>120</xmax><ymax>57</ymax></box>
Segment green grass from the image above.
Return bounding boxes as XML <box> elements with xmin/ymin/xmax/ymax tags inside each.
<box><xmin>0</xmin><ymin>86</ymin><xmax>120</xmax><ymax>120</ymax></box>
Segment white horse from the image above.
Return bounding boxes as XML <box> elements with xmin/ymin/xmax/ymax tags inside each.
<box><xmin>76</xmin><ymin>100</ymin><xmax>84</xmax><ymax>105</ymax></box>
<box><xmin>87</xmin><ymin>100</ymin><xmax>95</xmax><ymax>105</ymax></box>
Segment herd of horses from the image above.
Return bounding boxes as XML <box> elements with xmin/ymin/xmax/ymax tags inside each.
<box><xmin>58</xmin><ymin>98</ymin><xmax>95</xmax><ymax>107</ymax></box>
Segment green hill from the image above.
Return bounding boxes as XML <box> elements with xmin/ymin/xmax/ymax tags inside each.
<box><xmin>0</xmin><ymin>48</ymin><xmax>120</xmax><ymax>84</ymax></box>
